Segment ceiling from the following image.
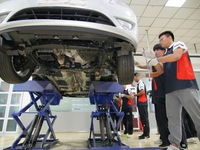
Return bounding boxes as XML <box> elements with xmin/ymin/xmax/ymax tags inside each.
<box><xmin>122</xmin><ymin>0</ymin><xmax>200</xmax><ymax>54</ymax></box>
<box><xmin>122</xmin><ymin>0</ymin><xmax>200</xmax><ymax>71</ymax></box>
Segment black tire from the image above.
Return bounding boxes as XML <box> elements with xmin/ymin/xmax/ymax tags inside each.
<box><xmin>0</xmin><ymin>51</ymin><xmax>33</xmax><ymax>83</ymax></box>
<box><xmin>117</xmin><ymin>54</ymin><xmax>134</xmax><ymax>85</ymax></box>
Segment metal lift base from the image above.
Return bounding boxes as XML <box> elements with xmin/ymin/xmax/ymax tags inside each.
<box><xmin>89</xmin><ymin>82</ymin><xmax>127</xmax><ymax>149</ymax></box>
<box><xmin>4</xmin><ymin>81</ymin><xmax>61</xmax><ymax>150</ymax></box>
<box><xmin>88</xmin><ymin>139</ymin><xmax>163</xmax><ymax>150</ymax></box>
<box><xmin>4</xmin><ymin>139</ymin><xmax>59</xmax><ymax>150</ymax></box>
<box><xmin>88</xmin><ymin>138</ymin><xmax>130</xmax><ymax>150</ymax></box>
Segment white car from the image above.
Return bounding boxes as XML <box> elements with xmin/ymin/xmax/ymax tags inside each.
<box><xmin>0</xmin><ymin>0</ymin><xmax>138</xmax><ymax>96</ymax></box>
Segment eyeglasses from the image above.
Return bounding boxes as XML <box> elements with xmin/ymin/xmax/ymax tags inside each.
<box><xmin>159</xmin><ymin>35</ymin><xmax>169</xmax><ymax>43</ymax></box>
<box><xmin>159</xmin><ymin>37</ymin><xmax>165</xmax><ymax>43</ymax></box>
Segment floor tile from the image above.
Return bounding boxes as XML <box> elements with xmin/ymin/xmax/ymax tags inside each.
<box><xmin>1</xmin><ymin>129</ymin><xmax>199</xmax><ymax>150</ymax></box>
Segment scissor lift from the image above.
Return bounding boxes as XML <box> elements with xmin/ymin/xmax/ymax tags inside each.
<box><xmin>88</xmin><ymin>81</ymin><xmax>132</xmax><ymax>150</ymax></box>
<box><xmin>4</xmin><ymin>81</ymin><xmax>61</xmax><ymax>150</ymax></box>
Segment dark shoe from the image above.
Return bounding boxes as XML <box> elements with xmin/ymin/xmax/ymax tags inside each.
<box><xmin>159</xmin><ymin>143</ymin><xmax>170</xmax><ymax>148</ymax></box>
<box><xmin>180</xmin><ymin>143</ymin><xmax>187</xmax><ymax>150</ymax></box>
<box><xmin>138</xmin><ymin>134</ymin><xmax>150</xmax><ymax>139</ymax></box>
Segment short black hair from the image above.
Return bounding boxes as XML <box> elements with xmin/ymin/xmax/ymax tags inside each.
<box><xmin>134</xmin><ymin>72</ymin><xmax>139</xmax><ymax>76</ymax></box>
<box><xmin>159</xmin><ymin>31</ymin><xmax>174</xmax><ymax>41</ymax></box>
<box><xmin>153</xmin><ymin>44</ymin><xmax>165</xmax><ymax>51</ymax></box>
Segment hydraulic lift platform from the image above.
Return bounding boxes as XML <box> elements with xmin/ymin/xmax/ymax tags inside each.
<box><xmin>88</xmin><ymin>81</ymin><xmax>163</xmax><ymax>150</ymax></box>
<box><xmin>4</xmin><ymin>80</ymin><xmax>163</xmax><ymax>150</ymax></box>
<box><xmin>88</xmin><ymin>81</ymin><xmax>129</xmax><ymax>150</ymax></box>
<box><xmin>4</xmin><ymin>81</ymin><xmax>62</xmax><ymax>150</ymax></box>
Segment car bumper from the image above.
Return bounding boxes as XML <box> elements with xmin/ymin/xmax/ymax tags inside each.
<box><xmin>0</xmin><ymin>20</ymin><xmax>138</xmax><ymax>50</ymax></box>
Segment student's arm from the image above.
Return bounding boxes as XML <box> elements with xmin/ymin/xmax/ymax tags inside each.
<box><xmin>143</xmin><ymin>63</ymin><xmax>164</xmax><ymax>78</ymax></box>
<box><xmin>158</xmin><ymin>48</ymin><xmax>184</xmax><ymax>63</ymax></box>
<box><xmin>114</xmin><ymin>95</ymin><xmax>120</xmax><ymax>101</ymax></box>
<box><xmin>136</xmin><ymin>59</ymin><xmax>163</xmax><ymax>78</ymax></box>
<box><xmin>124</xmin><ymin>93</ymin><xmax>134</xmax><ymax>99</ymax></box>
<box><xmin>137</xmin><ymin>65</ymin><xmax>149</xmax><ymax>69</ymax></box>
<box><xmin>134</xmin><ymin>81</ymin><xmax>146</xmax><ymax>97</ymax></box>
<box><xmin>134</xmin><ymin>89</ymin><xmax>145</xmax><ymax>97</ymax></box>
<box><xmin>150</xmin><ymin>63</ymin><xmax>164</xmax><ymax>77</ymax></box>
<box><xmin>114</xmin><ymin>95</ymin><xmax>123</xmax><ymax>105</ymax></box>
<box><xmin>135</xmin><ymin>61</ymin><xmax>149</xmax><ymax>69</ymax></box>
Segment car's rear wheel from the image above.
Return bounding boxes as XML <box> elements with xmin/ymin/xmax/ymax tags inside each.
<box><xmin>0</xmin><ymin>51</ymin><xmax>33</xmax><ymax>83</ymax></box>
<box><xmin>117</xmin><ymin>53</ymin><xmax>134</xmax><ymax>85</ymax></box>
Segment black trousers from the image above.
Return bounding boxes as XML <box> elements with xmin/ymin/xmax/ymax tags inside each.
<box><xmin>138</xmin><ymin>105</ymin><xmax>150</xmax><ymax>136</ymax></box>
<box><xmin>155</xmin><ymin>99</ymin><xmax>170</xmax><ymax>144</ymax></box>
<box><xmin>182</xmin><ymin>107</ymin><xmax>197</xmax><ymax>138</ymax></box>
<box><xmin>180</xmin><ymin>118</ymin><xmax>187</xmax><ymax>147</ymax></box>
<box><xmin>122</xmin><ymin>105</ymin><xmax>133</xmax><ymax>134</ymax></box>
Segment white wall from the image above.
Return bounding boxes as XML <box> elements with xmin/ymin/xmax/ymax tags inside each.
<box><xmin>20</xmin><ymin>111</ymin><xmax>157</xmax><ymax>133</ymax></box>
<box><xmin>20</xmin><ymin>112</ymin><xmax>99</xmax><ymax>132</ymax></box>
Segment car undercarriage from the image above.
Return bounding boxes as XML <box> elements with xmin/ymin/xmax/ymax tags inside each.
<box><xmin>0</xmin><ymin>2</ymin><xmax>137</xmax><ymax>97</ymax></box>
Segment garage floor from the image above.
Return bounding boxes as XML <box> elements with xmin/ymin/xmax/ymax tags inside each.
<box><xmin>0</xmin><ymin>129</ymin><xmax>199</xmax><ymax>150</ymax></box>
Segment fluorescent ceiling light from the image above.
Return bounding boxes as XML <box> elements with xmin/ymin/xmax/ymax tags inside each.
<box><xmin>165</xmin><ymin>0</ymin><xmax>186</xmax><ymax>7</ymax></box>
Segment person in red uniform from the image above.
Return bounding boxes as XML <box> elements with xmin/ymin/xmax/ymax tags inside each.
<box><xmin>120</xmin><ymin>85</ymin><xmax>134</xmax><ymax>137</ymax></box>
<box><xmin>134</xmin><ymin>73</ymin><xmax>150</xmax><ymax>139</ymax></box>
<box><xmin>139</xmin><ymin>44</ymin><xmax>188</xmax><ymax>149</ymax></box>
<box><xmin>137</xmin><ymin>44</ymin><xmax>170</xmax><ymax>147</ymax></box>
<box><xmin>148</xmin><ymin>31</ymin><xmax>200</xmax><ymax>150</ymax></box>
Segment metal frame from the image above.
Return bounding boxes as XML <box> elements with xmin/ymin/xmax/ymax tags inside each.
<box><xmin>4</xmin><ymin>81</ymin><xmax>61</xmax><ymax>150</ymax></box>
<box><xmin>88</xmin><ymin>81</ymin><xmax>131</xmax><ymax>149</ymax></box>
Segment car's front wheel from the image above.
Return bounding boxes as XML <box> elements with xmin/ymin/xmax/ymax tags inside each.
<box><xmin>117</xmin><ymin>54</ymin><xmax>134</xmax><ymax>85</ymax></box>
<box><xmin>0</xmin><ymin>51</ymin><xmax>33</xmax><ymax>83</ymax></box>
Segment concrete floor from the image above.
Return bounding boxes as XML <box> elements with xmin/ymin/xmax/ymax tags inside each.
<box><xmin>0</xmin><ymin>129</ymin><xmax>199</xmax><ymax>150</ymax></box>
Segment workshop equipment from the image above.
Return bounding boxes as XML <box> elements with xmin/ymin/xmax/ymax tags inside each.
<box><xmin>4</xmin><ymin>81</ymin><xmax>61</xmax><ymax>150</ymax></box>
<box><xmin>88</xmin><ymin>81</ymin><xmax>130</xmax><ymax>150</ymax></box>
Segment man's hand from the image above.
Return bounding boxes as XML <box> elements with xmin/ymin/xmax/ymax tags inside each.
<box><xmin>134</xmin><ymin>61</ymin><xmax>140</xmax><ymax>66</ymax></box>
<box><xmin>148</xmin><ymin>58</ymin><xmax>158</xmax><ymax>66</ymax></box>
<box><xmin>142</xmin><ymin>50</ymin><xmax>155</xmax><ymax>59</ymax></box>
<box><xmin>113</xmin><ymin>95</ymin><xmax>118</xmax><ymax>100</ymax></box>
<box><xmin>119</xmin><ymin>93</ymin><xmax>125</xmax><ymax>97</ymax></box>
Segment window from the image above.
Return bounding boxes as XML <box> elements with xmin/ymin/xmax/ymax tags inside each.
<box><xmin>0</xmin><ymin>79</ymin><xmax>22</xmax><ymax>133</ymax></box>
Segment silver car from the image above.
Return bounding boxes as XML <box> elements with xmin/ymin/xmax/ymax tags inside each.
<box><xmin>0</xmin><ymin>0</ymin><xmax>138</xmax><ymax>96</ymax></box>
